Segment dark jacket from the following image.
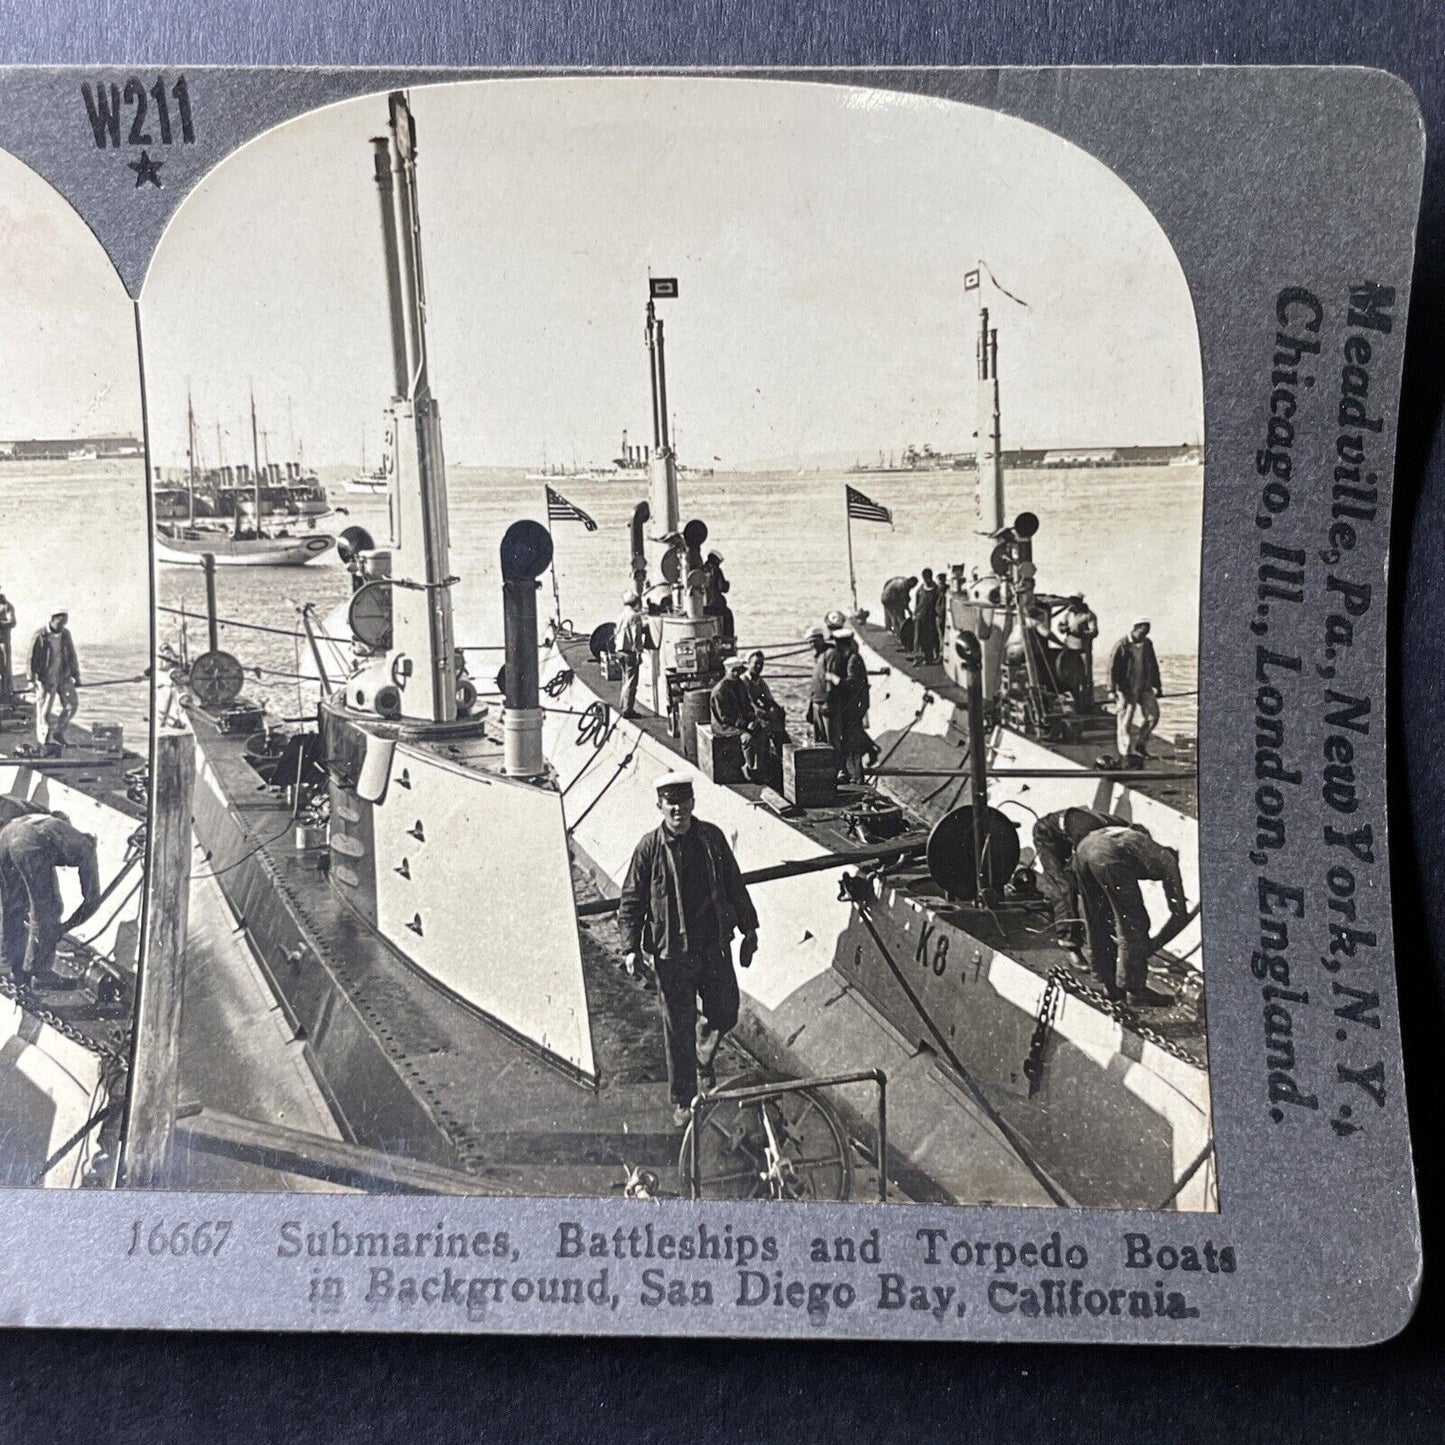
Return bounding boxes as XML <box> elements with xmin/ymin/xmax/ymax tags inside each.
<box><xmin>618</xmin><ymin>818</ymin><xmax>759</xmax><ymax>962</ymax></box>
<box><xmin>1109</xmin><ymin>635</ymin><xmax>1162</xmax><ymax>701</ymax></box>
<box><xmin>29</xmin><ymin>626</ymin><xmax>80</xmax><ymax>689</ymax></box>
<box><xmin>0</xmin><ymin>813</ymin><xmax>101</xmax><ymax>904</ymax></box>
<box><xmin>709</xmin><ymin>675</ymin><xmax>752</xmax><ymax>732</ymax></box>
<box><xmin>1033</xmin><ymin>807</ymin><xmax>1126</xmax><ymax>858</ymax></box>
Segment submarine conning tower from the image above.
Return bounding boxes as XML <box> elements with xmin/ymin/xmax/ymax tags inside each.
<box><xmin>318</xmin><ymin>92</ymin><xmax>596</xmax><ymax>1081</ymax></box>
<box><xmin>635</xmin><ymin>280</ymin><xmax>727</xmax><ymax>721</ymax></box>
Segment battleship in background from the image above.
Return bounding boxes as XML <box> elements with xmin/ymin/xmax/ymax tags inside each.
<box><xmin>155</xmin><ymin>93</ymin><xmax>1208</xmax><ymax>1209</ymax></box>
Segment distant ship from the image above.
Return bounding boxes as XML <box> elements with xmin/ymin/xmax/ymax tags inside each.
<box><xmin>527</xmin><ymin>429</ymin><xmax>713</xmax><ymax>482</ymax></box>
<box><xmin>67</xmin><ymin>445</ymin><xmax>98</xmax><ymax>463</ymax></box>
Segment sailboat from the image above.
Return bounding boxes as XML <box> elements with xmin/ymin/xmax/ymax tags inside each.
<box><xmin>155</xmin><ymin>392</ymin><xmax>335</xmax><ymax>567</ymax></box>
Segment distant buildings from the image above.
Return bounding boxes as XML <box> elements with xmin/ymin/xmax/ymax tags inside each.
<box><xmin>0</xmin><ymin>435</ymin><xmax>143</xmax><ymax>461</ymax></box>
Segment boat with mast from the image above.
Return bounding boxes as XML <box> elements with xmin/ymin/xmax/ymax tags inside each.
<box><xmin>155</xmin><ymin>391</ymin><xmax>335</xmax><ymax>567</ymax></box>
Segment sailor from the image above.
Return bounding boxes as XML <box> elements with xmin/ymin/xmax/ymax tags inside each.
<box><xmin>1031</xmin><ymin>806</ymin><xmax>1127</xmax><ymax>966</ymax></box>
<box><xmin>933</xmin><ymin>566</ymin><xmax>950</xmax><ymax>638</ymax></box>
<box><xmin>0</xmin><ymin>590</ymin><xmax>14</xmax><ymax>704</ymax></box>
<box><xmin>838</xmin><ymin>631</ymin><xmax>877</xmax><ymax>783</ymax></box>
<box><xmin>805</xmin><ymin>626</ymin><xmax>832</xmax><ymax>745</ymax></box>
<box><xmin>617</xmin><ymin>773</ymin><xmax>759</xmax><ymax>1126</ymax></box>
<box><xmin>1053</xmin><ymin>592</ymin><xmax>1099</xmax><ymax>710</ymax></box>
<box><xmin>0</xmin><ymin>809</ymin><xmax>101</xmax><ymax>989</ymax></box>
<box><xmin>710</xmin><ymin>657</ymin><xmax>765</xmax><ymax>780</ymax></box>
<box><xmin>913</xmin><ymin>571</ymin><xmax>941</xmax><ymax>664</ymax></box>
<box><xmin>1109</xmin><ymin>617</ymin><xmax>1163</xmax><ymax>766</ymax></box>
<box><xmin>613</xmin><ymin>590</ymin><xmax>647</xmax><ymax>719</ymax></box>
<box><xmin>743</xmin><ymin>650</ymin><xmax>782</xmax><ymax>724</ymax></box>
<box><xmin>29</xmin><ymin>611</ymin><xmax>81</xmax><ymax>749</ymax></box>
<box><xmin>1072</xmin><ymin>824</ymin><xmax>1188</xmax><ymax>1007</ymax></box>
<box><xmin>823</xmin><ymin>628</ymin><xmax>866</xmax><ymax>779</ymax></box>
<box><xmin>880</xmin><ymin>576</ymin><xmax>917</xmax><ymax>637</ymax></box>
<box><xmin>702</xmin><ymin>551</ymin><xmax>734</xmax><ymax>641</ymax></box>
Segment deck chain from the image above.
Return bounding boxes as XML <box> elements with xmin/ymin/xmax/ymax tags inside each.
<box><xmin>1052</xmin><ymin>969</ymin><xmax>1208</xmax><ymax>1071</ymax></box>
<box><xmin>0</xmin><ymin>969</ymin><xmax>130</xmax><ymax>1065</ymax></box>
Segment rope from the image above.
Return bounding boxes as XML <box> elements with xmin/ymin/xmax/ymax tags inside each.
<box><xmin>567</xmin><ymin>729</ymin><xmax>643</xmax><ymax>838</ymax></box>
<box><xmin>156</xmin><ymin>605</ymin><xmax>347</xmax><ymax>644</ymax></box>
<box><xmin>27</xmin><ymin>1098</ymin><xmax>117</xmax><ymax>1187</ymax></box>
<box><xmin>873</xmin><ymin>691</ymin><xmax>933</xmax><ymax>770</ymax></box>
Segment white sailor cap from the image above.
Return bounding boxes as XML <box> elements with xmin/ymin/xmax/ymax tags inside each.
<box><xmin>1132</xmin><ymin>615</ymin><xmax>1151</xmax><ymax>628</ymax></box>
<box><xmin>655</xmin><ymin>771</ymin><xmax>695</xmax><ymax>795</ymax></box>
<box><xmin>726</xmin><ymin>656</ymin><xmax>749</xmax><ymax>673</ymax></box>
<box><xmin>831</xmin><ymin>626</ymin><xmax>855</xmax><ymax>641</ymax></box>
<box><xmin>622</xmin><ymin>589</ymin><xmax>640</xmax><ymax>605</ymax></box>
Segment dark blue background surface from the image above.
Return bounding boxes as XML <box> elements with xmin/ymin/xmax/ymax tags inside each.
<box><xmin>3</xmin><ymin>4</ymin><xmax>1444</xmax><ymax>1440</ymax></box>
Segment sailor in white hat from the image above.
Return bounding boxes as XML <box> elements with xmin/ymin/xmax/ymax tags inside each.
<box><xmin>613</xmin><ymin>589</ymin><xmax>647</xmax><ymax>719</ymax></box>
<box><xmin>617</xmin><ymin>770</ymin><xmax>760</xmax><ymax>1126</ymax></box>
<box><xmin>1108</xmin><ymin>615</ymin><xmax>1162</xmax><ymax>767</ymax></box>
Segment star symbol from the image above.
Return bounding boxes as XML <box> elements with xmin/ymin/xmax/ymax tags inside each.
<box><xmin>128</xmin><ymin>150</ymin><xmax>163</xmax><ymax>188</ymax></box>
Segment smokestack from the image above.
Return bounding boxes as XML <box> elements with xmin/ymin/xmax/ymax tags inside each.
<box><xmin>499</xmin><ymin>521</ymin><xmax>552</xmax><ymax>777</ymax></box>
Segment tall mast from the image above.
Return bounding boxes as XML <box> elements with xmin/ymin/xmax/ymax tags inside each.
<box><xmin>185</xmin><ymin>388</ymin><xmax>197</xmax><ymax>526</ymax></box>
<box><xmin>645</xmin><ymin>283</ymin><xmax>680</xmax><ymax>594</ymax></box>
<box><xmin>369</xmin><ymin>91</ymin><xmax>457</xmax><ymax>724</ymax></box>
<box><xmin>249</xmin><ymin>387</ymin><xmax>262</xmax><ymax>531</ymax></box>
<box><xmin>975</xmin><ymin>302</ymin><xmax>1004</xmax><ymax>536</ymax></box>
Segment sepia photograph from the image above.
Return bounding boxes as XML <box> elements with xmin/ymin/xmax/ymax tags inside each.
<box><xmin>129</xmin><ymin>76</ymin><xmax>1209</xmax><ymax>1208</ymax></box>
<box><xmin>0</xmin><ymin>146</ymin><xmax>150</xmax><ymax>1188</ymax></box>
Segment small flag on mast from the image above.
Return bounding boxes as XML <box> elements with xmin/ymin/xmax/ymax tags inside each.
<box><xmin>845</xmin><ymin>485</ymin><xmax>892</xmax><ymax>526</ymax></box>
<box><xmin>545</xmin><ymin>485</ymin><xmax>597</xmax><ymax>532</ymax></box>
<box><xmin>649</xmin><ymin>277</ymin><xmax>679</xmax><ymax>299</ymax></box>
<box><xmin>963</xmin><ymin>267</ymin><xmax>981</xmax><ymax>291</ymax></box>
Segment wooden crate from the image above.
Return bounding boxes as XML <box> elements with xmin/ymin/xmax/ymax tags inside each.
<box><xmin>696</xmin><ymin>723</ymin><xmax>745</xmax><ymax>784</ymax></box>
<box><xmin>782</xmin><ymin>741</ymin><xmax>837</xmax><ymax>807</ymax></box>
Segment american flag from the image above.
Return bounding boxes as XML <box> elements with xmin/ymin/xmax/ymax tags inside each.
<box><xmin>845</xmin><ymin>485</ymin><xmax>892</xmax><ymax>526</ymax></box>
<box><xmin>545</xmin><ymin>486</ymin><xmax>597</xmax><ymax>532</ymax></box>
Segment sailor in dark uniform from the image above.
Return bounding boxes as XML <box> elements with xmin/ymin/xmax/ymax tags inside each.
<box><xmin>618</xmin><ymin>774</ymin><xmax>759</xmax><ymax>1126</ymax></box>
<box><xmin>0</xmin><ymin>809</ymin><xmax>101</xmax><ymax>988</ymax></box>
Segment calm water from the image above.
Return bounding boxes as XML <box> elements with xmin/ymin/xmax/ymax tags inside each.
<box><xmin>156</xmin><ymin>462</ymin><xmax>1201</xmax><ymax>735</ymax></box>
<box><xmin>0</xmin><ymin>460</ymin><xmax>151</xmax><ymax>742</ymax></box>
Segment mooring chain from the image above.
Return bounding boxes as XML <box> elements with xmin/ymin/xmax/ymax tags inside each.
<box><xmin>1052</xmin><ymin>970</ymin><xmax>1208</xmax><ymax>1071</ymax></box>
<box><xmin>0</xmin><ymin>971</ymin><xmax>129</xmax><ymax>1065</ymax></box>
<box><xmin>1021</xmin><ymin>967</ymin><xmax>1065</xmax><ymax>1097</ymax></box>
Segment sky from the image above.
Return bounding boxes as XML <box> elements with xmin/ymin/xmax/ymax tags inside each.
<box><xmin>0</xmin><ymin>148</ymin><xmax>139</xmax><ymax>441</ymax></box>
<box><xmin>138</xmin><ymin>76</ymin><xmax>1204</xmax><ymax>471</ymax></box>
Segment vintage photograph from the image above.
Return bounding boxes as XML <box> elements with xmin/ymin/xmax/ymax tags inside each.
<box><xmin>0</xmin><ymin>146</ymin><xmax>150</xmax><ymax>1187</ymax></box>
<box><xmin>134</xmin><ymin>77</ymin><xmax>1209</xmax><ymax>1208</ymax></box>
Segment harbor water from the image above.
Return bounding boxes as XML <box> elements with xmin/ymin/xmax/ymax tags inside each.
<box><xmin>0</xmin><ymin>460</ymin><xmax>151</xmax><ymax>743</ymax></box>
<box><xmin>156</xmin><ymin>461</ymin><xmax>1201</xmax><ymax>740</ymax></box>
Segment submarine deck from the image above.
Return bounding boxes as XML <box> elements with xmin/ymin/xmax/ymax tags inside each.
<box><xmin>856</xmin><ymin>620</ymin><xmax>1198</xmax><ymax>819</ymax></box>
<box><xmin>0</xmin><ymin>698</ymin><xmax>148</xmax><ymax>822</ymax></box>
<box><xmin>556</xmin><ymin>634</ymin><xmax>1206</xmax><ymax>1062</ymax></box>
<box><xmin>184</xmin><ymin>705</ymin><xmax>887</xmax><ymax>1199</ymax></box>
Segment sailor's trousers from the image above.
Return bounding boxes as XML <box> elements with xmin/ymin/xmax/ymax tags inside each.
<box><xmin>654</xmin><ymin>942</ymin><xmax>739</xmax><ymax>1108</ymax></box>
